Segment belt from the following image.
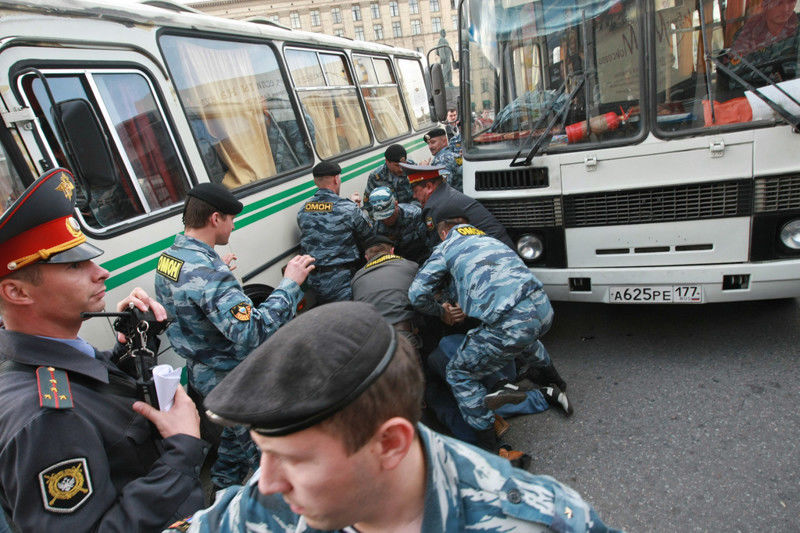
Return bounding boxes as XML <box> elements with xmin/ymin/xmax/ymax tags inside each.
<box><xmin>314</xmin><ymin>262</ymin><xmax>357</xmax><ymax>273</ymax></box>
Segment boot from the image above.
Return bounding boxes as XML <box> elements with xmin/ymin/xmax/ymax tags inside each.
<box><xmin>498</xmin><ymin>444</ymin><xmax>532</xmax><ymax>470</ymax></box>
<box><xmin>524</xmin><ymin>363</ymin><xmax>567</xmax><ymax>392</ymax></box>
<box><xmin>475</xmin><ymin>428</ymin><xmax>499</xmax><ymax>452</ymax></box>
<box><xmin>493</xmin><ymin>415</ymin><xmax>510</xmax><ymax>438</ymax></box>
<box><xmin>540</xmin><ymin>384</ymin><xmax>574</xmax><ymax>417</ymax></box>
<box><xmin>484</xmin><ymin>382</ymin><xmax>527</xmax><ymax>410</ymax></box>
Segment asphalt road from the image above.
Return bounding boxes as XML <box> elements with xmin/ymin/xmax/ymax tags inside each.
<box><xmin>505</xmin><ymin>298</ymin><xmax>800</xmax><ymax>532</ymax></box>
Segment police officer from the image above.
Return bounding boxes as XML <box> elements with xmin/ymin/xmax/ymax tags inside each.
<box><xmin>402</xmin><ymin>163</ymin><xmax>515</xmax><ymax>250</ymax></box>
<box><xmin>423</xmin><ymin>127</ymin><xmax>463</xmax><ymax>192</ymax></box>
<box><xmin>297</xmin><ymin>161</ymin><xmax>374</xmax><ymax>303</ymax></box>
<box><xmin>155</xmin><ymin>182</ymin><xmax>314</xmax><ymax>489</ymax></box>
<box><xmin>0</xmin><ymin>168</ymin><xmax>207</xmax><ymax>531</ymax></box>
<box><xmin>367</xmin><ymin>186</ymin><xmax>430</xmax><ymax>264</ymax></box>
<box><xmin>164</xmin><ymin>302</ymin><xmax>619</xmax><ymax>533</ymax></box>
<box><xmin>351</xmin><ymin>235</ymin><xmax>421</xmax><ymax>348</ymax></box>
<box><xmin>408</xmin><ymin>205</ymin><xmax>570</xmax><ymax>453</ymax></box>
<box><xmin>363</xmin><ymin>143</ymin><xmax>416</xmax><ymax>210</ymax></box>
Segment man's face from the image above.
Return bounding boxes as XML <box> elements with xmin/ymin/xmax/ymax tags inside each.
<box><xmin>386</xmin><ymin>158</ymin><xmax>406</xmax><ymax>176</ymax></box>
<box><xmin>26</xmin><ymin>261</ymin><xmax>110</xmax><ymax>322</ymax></box>
<box><xmin>215</xmin><ymin>213</ymin><xmax>236</xmax><ymax>245</ymax></box>
<box><xmin>765</xmin><ymin>0</ymin><xmax>797</xmax><ymax>28</ymax></box>
<box><xmin>446</xmin><ymin>109</ymin><xmax>458</xmax><ymax>123</ymax></box>
<box><xmin>426</xmin><ymin>135</ymin><xmax>447</xmax><ymax>156</ymax></box>
<box><xmin>382</xmin><ymin>204</ymin><xmax>400</xmax><ymax>226</ymax></box>
<box><xmin>412</xmin><ymin>182</ymin><xmax>434</xmax><ymax>206</ymax></box>
<box><xmin>252</xmin><ymin>426</ymin><xmax>379</xmax><ymax>530</ymax></box>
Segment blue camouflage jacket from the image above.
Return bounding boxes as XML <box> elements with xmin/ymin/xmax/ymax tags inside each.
<box><xmin>374</xmin><ymin>203</ymin><xmax>429</xmax><ymax>262</ymax></box>
<box><xmin>363</xmin><ymin>160</ymin><xmax>416</xmax><ymax>210</ymax></box>
<box><xmin>409</xmin><ymin>224</ymin><xmax>541</xmax><ymax>324</ymax></box>
<box><xmin>164</xmin><ymin>424</ymin><xmax>618</xmax><ymax>533</ymax></box>
<box><xmin>431</xmin><ymin>146</ymin><xmax>463</xmax><ymax>192</ymax></box>
<box><xmin>297</xmin><ymin>188</ymin><xmax>374</xmax><ymax>266</ymax></box>
<box><xmin>154</xmin><ymin>234</ymin><xmax>303</xmax><ymax>371</ymax></box>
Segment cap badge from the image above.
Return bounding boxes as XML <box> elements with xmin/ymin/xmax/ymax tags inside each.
<box><xmin>66</xmin><ymin>217</ymin><xmax>82</xmax><ymax>238</ymax></box>
<box><xmin>55</xmin><ymin>172</ymin><xmax>75</xmax><ymax>201</ymax></box>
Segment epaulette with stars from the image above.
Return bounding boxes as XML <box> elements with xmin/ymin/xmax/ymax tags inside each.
<box><xmin>35</xmin><ymin>366</ymin><xmax>74</xmax><ymax>409</ymax></box>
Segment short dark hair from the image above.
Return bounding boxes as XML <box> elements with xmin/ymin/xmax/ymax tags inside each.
<box><xmin>436</xmin><ymin>216</ymin><xmax>469</xmax><ymax>235</ymax></box>
<box><xmin>319</xmin><ymin>334</ymin><xmax>423</xmax><ymax>454</ymax></box>
<box><xmin>364</xmin><ymin>243</ymin><xmax>393</xmax><ymax>262</ymax></box>
<box><xmin>183</xmin><ymin>196</ymin><xmax>218</xmax><ymax>229</ymax></box>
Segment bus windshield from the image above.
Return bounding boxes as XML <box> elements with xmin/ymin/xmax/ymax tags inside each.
<box><xmin>465</xmin><ymin>0</ymin><xmax>643</xmax><ymax>156</ymax></box>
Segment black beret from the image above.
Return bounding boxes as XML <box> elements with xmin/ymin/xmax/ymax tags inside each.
<box><xmin>187</xmin><ymin>183</ymin><xmax>243</xmax><ymax>215</ymax></box>
<box><xmin>312</xmin><ymin>161</ymin><xmax>342</xmax><ymax>178</ymax></box>
<box><xmin>205</xmin><ymin>302</ymin><xmax>396</xmax><ymax>436</ymax></box>
<box><xmin>364</xmin><ymin>234</ymin><xmax>394</xmax><ymax>249</ymax></box>
<box><xmin>424</xmin><ymin>128</ymin><xmax>447</xmax><ymax>142</ymax></box>
<box><xmin>384</xmin><ymin>144</ymin><xmax>407</xmax><ymax>163</ymax></box>
<box><xmin>434</xmin><ymin>203</ymin><xmax>470</xmax><ymax>225</ymax></box>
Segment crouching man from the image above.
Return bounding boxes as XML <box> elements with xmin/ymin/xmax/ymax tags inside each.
<box><xmin>164</xmin><ymin>302</ymin><xmax>618</xmax><ymax>533</ymax></box>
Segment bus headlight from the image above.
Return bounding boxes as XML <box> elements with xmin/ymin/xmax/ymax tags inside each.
<box><xmin>516</xmin><ymin>234</ymin><xmax>543</xmax><ymax>261</ymax></box>
<box><xmin>779</xmin><ymin>219</ymin><xmax>800</xmax><ymax>249</ymax></box>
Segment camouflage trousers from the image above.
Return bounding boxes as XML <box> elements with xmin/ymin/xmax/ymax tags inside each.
<box><xmin>308</xmin><ymin>266</ymin><xmax>354</xmax><ymax>303</ymax></box>
<box><xmin>189</xmin><ymin>362</ymin><xmax>260</xmax><ymax>489</ymax></box>
<box><xmin>445</xmin><ymin>290</ymin><xmax>554</xmax><ymax>431</ymax></box>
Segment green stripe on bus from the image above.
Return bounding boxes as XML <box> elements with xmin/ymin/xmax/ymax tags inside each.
<box><xmin>103</xmin><ymin>137</ymin><xmax>429</xmax><ymax>286</ymax></box>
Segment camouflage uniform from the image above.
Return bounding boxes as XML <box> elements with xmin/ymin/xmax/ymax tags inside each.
<box><xmin>154</xmin><ymin>234</ymin><xmax>303</xmax><ymax>488</ymax></box>
<box><xmin>431</xmin><ymin>145</ymin><xmax>463</xmax><ymax>192</ymax></box>
<box><xmin>363</xmin><ymin>159</ymin><xmax>416</xmax><ymax>210</ymax></box>
<box><xmin>167</xmin><ymin>424</ymin><xmax>619</xmax><ymax>533</ymax></box>
<box><xmin>297</xmin><ymin>188</ymin><xmax>374</xmax><ymax>302</ymax></box>
<box><xmin>408</xmin><ymin>224</ymin><xmax>554</xmax><ymax>431</ymax></box>
<box><xmin>373</xmin><ymin>203</ymin><xmax>430</xmax><ymax>264</ymax></box>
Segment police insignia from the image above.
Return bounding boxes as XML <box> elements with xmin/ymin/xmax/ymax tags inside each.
<box><xmin>156</xmin><ymin>254</ymin><xmax>184</xmax><ymax>282</ymax></box>
<box><xmin>230</xmin><ymin>302</ymin><xmax>252</xmax><ymax>321</ymax></box>
<box><xmin>55</xmin><ymin>172</ymin><xmax>75</xmax><ymax>200</ymax></box>
<box><xmin>38</xmin><ymin>458</ymin><xmax>92</xmax><ymax>513</ymax></box>
<box><xmin>425</xmin><ymin>216</ymin><xmax>434</xmax><ymax>230</ymax></box>
<box><xmin>304</xmin><ymin>202</ymin><xmax>333</xmax><ymax>212</ymax></box>
<box><xmin>456</xmin><ymin>226</ymin><xmax>486</xmax><ymax>236</ymax></box>
<box><xmin>36</xmin><ymin>367</ymin><xmax>73</xmax><ymax>409</ymax></box>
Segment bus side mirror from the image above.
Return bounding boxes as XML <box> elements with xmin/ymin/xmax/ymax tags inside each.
<box><xmin>429</xmin><ymin>63</ymin><xmax>448</xmax><ymax>123</ymax></box>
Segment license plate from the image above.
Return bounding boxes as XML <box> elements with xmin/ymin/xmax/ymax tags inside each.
<box><xmin>608</xmin><ymin>285</ymin><xmax>703</xmax><ymax>303</ymax></box>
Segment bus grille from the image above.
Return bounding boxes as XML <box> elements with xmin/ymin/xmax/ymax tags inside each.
<box><xmin>563</xmin><ymin>180</ymin><xmax>752</xmax><ymax>227</ymax></box>
<box><xmin>481</xmin><ymin>197</ymin><xmax>562</xmax><ymax>228</ymax></box>
<box><xmin>754</xmin><ymin>174</ymin><xmax>800</xmax><ymax>212</ymax></box>
<box><xmin>475</xmin><ymin>167</ymin><xmax>549</xmax><ymax>191</ymax></box>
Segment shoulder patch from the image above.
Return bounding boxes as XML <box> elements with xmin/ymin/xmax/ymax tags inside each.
<box><xmin>156</xmin><ymin>253</ymin><xmax>184</xmax><ymax>282</ymax></box>
<box><xmin>456</xmin><ymin>226</ymin><xmax>486</xmax><ymax>236</ymax></box>
<box><xmin>36</xmin><ymin>367</ymin><xmax>73</xmax><ymax>409</ymax></box>
<box><xmin>304</xmin><ymin>202</ymin><xmax>334</xmax><ymax>212</ymax></box>
<box><xmin>365</xmin><ymin>254</ymin><xmax>402</xmax><ymax>269</ymax></box>
<box><xmin>230</xmin><ymin>302</ymin><xmax>252</xmax><ymax>322</ymax></box>
<box><xmin>39</xmin><ymin>458</ymin><xmax>93</xmax><ymax>513</ymax></box>
<box><xmin>425</xmin><ymin>216</ymin><xmax>434</xmax><ymax>230</ymax></box>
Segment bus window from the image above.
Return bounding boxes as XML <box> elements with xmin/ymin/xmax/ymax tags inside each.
<box><xmin>160</xmin><ymin>35</ymin><xmax>314</xmax><ymax>188</ymax></box>
<box><xmin>23</xmin><ymin>71</ymin><xmax>187</xmax><ymax>229</ymax></box>
<box><xmin>353</xmin><ymin>54</ymin><xmax>411</xmax><ymax>141</ymax></box>
<box><xmin>395</xmin><ymin>57</ymin><xmax>434</xmax><ymax>130</ymax></box>
<box><xmin>655</xmin><ymin>0</ymin><xmax>800</xmax><ymax>132</ymax></box>
<box><xmin>285</xmin><ymin>48</ymin><xmax>371</xmax><ymax>159</ymax></box>
<box><xmin>0</xmin><ymin>142</ymin><xmax>25</xmax><ymax>212</ymax></box>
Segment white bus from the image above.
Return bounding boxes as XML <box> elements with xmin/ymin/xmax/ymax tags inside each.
<box><xmin>0</xmin><ymin>0</ymin><xmax>435</xmax><ymax>345</ymax></box>
<box><xmin>440</xmin><ymin>0</ymin><xmax>800</xmax><ymax>304</ymax></box>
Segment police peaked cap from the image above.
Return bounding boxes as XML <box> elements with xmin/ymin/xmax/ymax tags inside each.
<box><xmin>400</xmin><ymin>163</ymin><xmax>445</xmax><ymax>185</ymax></box>
<box><xmin>205</xmin><ymin>302</ymin><xmax>397</xmax><ymax>436</ymax></box>
<box><xmin>384</xmin><ymin>144</ymin><xmax>407</xmax><ymax>162</ymax></box>
<box><xmin>186</xmin><ymin>183</ymin><xmax>243</xmax><ymax>215</ymax></box>
<box><xmin>0</xmin><ymin>167</ymin><xmax>103</xmax><ymax>277</ymax></box>
<box><xmin>424</xmin><ymin>127</ymin><xmax>447</xmax><ymax>142</ymax></box>
<box><xmin>312</xmin><ymin>161</ymin><xmax>342</xmax><ymax>178</ymax></box>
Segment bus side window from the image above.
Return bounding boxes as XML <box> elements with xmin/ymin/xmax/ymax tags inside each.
<box><xmin>353</xmin><ymin>54</ymin><xmax>411</xmax><ymax>141</ymax></box>
<box><xmin>160</xmin><ymin>35</ymin><xmax>314</xmax><ymax>189</ymax></box>
<box><xmin>395</xmin><ymin>57</ymin><xmax>434</xmax><ymax>131</ymax></box>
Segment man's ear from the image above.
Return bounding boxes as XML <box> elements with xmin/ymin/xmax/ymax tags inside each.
<box><xmin>0</xmin><ymin>278</ymin><xmax>35</xmax><ymax>307</ymax></box>
<box><xmin>372</xmin><ymin>417</ymin><xmax>416</xmax><ymax>471</ymax></box>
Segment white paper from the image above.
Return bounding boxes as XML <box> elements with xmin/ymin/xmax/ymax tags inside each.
<box><xmin>745</xmin><ymin>78</ymin><xmax>800</xmax><ymax>121</ymax></box>
<box><xmin>152</xmin><ymin>364</ymin><xmax>182</xmax><ymax>412</ymax></box>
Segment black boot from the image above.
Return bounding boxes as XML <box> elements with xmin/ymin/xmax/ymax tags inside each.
<box><xmin>524</xmin><ymin>363</ymin><xmax>567</xmax><ymax>392</ymax></box>
<box><xmin>475</xmin><ymin>428</ymin><xmax>499</xmax><ymax>452</ymax></box>
<box><xmin>540</xmin><ymin>384</ymin><xmax>574</xmax><ymax>417</ymax></box>
<box><xmin>483</xmin><ymin>382</ymin><xmax>527</xmax><ymax>410</ymax></box>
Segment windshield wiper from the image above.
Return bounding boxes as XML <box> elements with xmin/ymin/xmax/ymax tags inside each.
<box><xmin>510</xmin><ymin>76</ymin><xmax>585</xmax><ymax>168</ymax></box>
<box><xmin>709</xmin><ymin>50</ymin><xmax>800</xmax><ymax>131</ymax></box>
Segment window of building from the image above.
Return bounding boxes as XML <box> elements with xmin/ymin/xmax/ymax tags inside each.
<box><xmin>269</xmin><ymin>15</ymin><xmax>280</xmax><ymax>24</ymax></box>
<box><xmin>452</xmin><ymin>14</ymin><xmax>458</xmax><ymax>29</ymax></box>
<box><xmin>371</xmin><ymin>2</ymin><xmax>380</xmax><ymax>19</ymax></box>
<box><xmin>389</xmin><ymin>1</ymin><xmax>399</xmax><ymax>16</ymax></box>
<box><xmin>310</xmin><ymin>10</ymin><xmax>320</xmax><ymax>26</ymax></box>
<box><xmin>373</xmin><ymin>24</ymin><xmax>384</xmax><ymax>39</ymax></box>
<box><xmin>430</xmin><ymin>0</ymin><xmax>440</xmax><ymax>12</ymax></box>
<box><xmin>334</xmin><ymin>28</ymin><xmax>344</xmax><ymax>37</ymax></box>
<box><xmin>353</xmin><ymin>54</ymin><xmax>410</xmax><ymax>141</ymax></box>
<box><xmin>432</xmin><ymin>17</ymin><xmax>441</xmax><ymax>32</ymax></box>
<box><xmin>290</xmin><ymin>12</ymin><xmax>301</xmax><ymax>29</ymax></box>
<box><xmin>284</xmin><ymin>48</ymin><xmax>371</xmax><ymax>158</ymax></box>
<box><xmin>409</xmin><ymin>0</ymin><xmax>419</xmax><ymax>14</ymax></box>
<box><xmin>354</xmin><ymin>26</ymin><xmax>365</xmax><ymax>40</ymax></box>
<box><xmin>352</xmin><ymin>5</ymin><xmax>361</xmax><ymax>21</ymax></box>
<box><xmin>411</xmin><ymin>19</ymin><xmax>421</xmax><ymax>35</ymax></box>
<box><xmin>392</xmin><ymin>21</ymin><xmax>402</xmax><ymax>37</ymax></box>
<box><xmin>331</xmin><ymin>7</ymin><xmax>342</xmax><ymax>24</ymax></box>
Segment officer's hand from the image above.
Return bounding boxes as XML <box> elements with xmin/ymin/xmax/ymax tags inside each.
<box><xmin>222</xmin><ymin>253</ymin><xmax>238</xmax><ymax>271</ymax></box>
<box><xmin>441</xmin><ymin>303</ymin><xmax>466</xmax><ymax>326</ymax></box>
<box><xmin>132</xmin><ymin>386</ymin><xmax>201</xmax><ymax>439</ymax></box>
<box><xmin>284</xmin><ymin>254</ymin><xmax>316</xmax><ymax>286</ymax></box>
<box><xmin>116</xmin><ymin>287</ymin><xmax>168</xmax><ymax>343</ymax></box>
